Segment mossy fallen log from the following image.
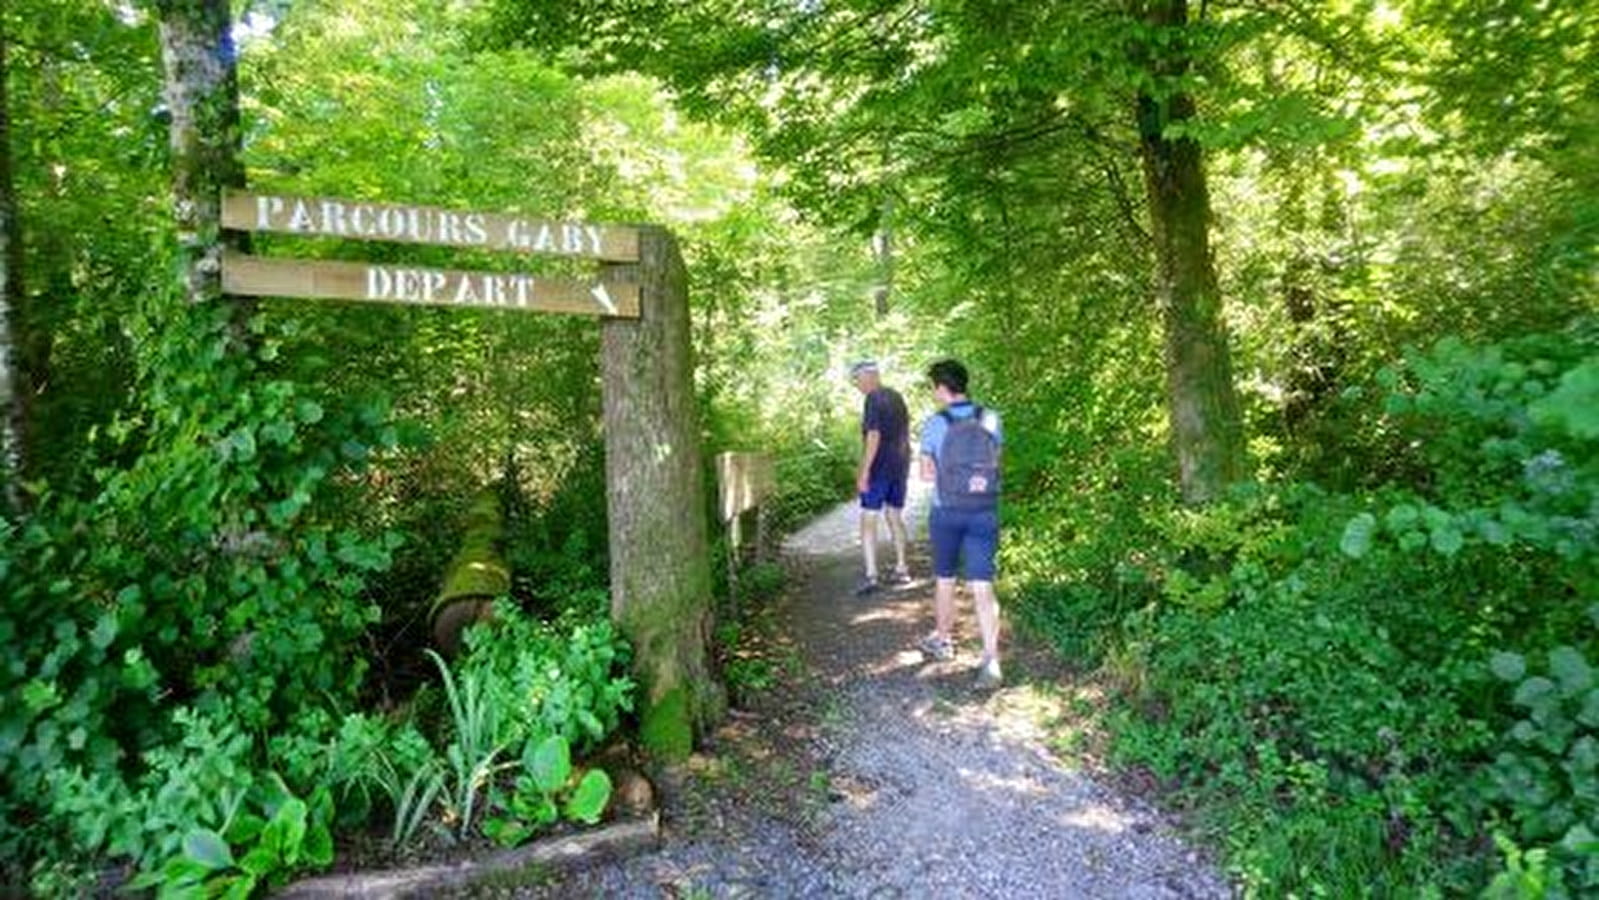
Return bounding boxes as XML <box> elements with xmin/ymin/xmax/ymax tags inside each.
<box><xmin>430</xmin><ymin>491</ymin><xmax>510</xmax><ymax>655</ymax></box>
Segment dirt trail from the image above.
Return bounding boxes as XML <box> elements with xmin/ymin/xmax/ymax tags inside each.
<box><xmin>515</xmin><ymin>490</ymin><xmax>1232</xmax><ymax>898</ymax></box>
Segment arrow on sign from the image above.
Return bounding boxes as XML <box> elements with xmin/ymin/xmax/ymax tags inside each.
<box><xmin>591</xmin><ymin>282</ymin><xmax>618</xmax><ymax>315</ymax></box>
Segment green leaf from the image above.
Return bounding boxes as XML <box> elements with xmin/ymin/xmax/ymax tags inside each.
<box><xmin>225</xmin><ymin>812</ymin><xmax>266</xmax><ymax>846</ymax></box>
<box><xmin>303</xmin><ymin>822</ymin><xmax>334</xmax><ymax>868</ymax></box>
<box><xmin>238</xmin><ymin>845</ymin><xmax>277</xmax><ymax>878</ymax></box>
<box><xmin>1339</xmin><ymin>513</ymin><xmax>1377</xmax><ymax>559</ymax></box>
<box><xmin>483</xmin><ymin>816</ymin><xmax>532</xmax><ymax>848</ymax></box>
<box><xmin>1529</xmin><ymin>359</ymin><xmax>1599</xmax><ymax>438</ymax></box>
<box><xmin>526</xmin><ymin>734</ymin><xmax>572</xmax><ymax>795</ymax></box>
<box><xmin>1550</xmin><ymin>646</ymin><xmax>1593</xmax><ymax>697</ymax></box>
<box><xmin>1491</xmin><ymin>652</ymin><xmax>1527</xmax><ymax>682</ymax></box>
<box><xmin>89</xmin><ymin>613</ymin><xmax>118</xmax><ymax>651</ymax></box>
<box><xmin>183</xmin><ymin>828</ymin><xmax>235</xmax><ymax>870</ymax></box>
<box><xmin>564</xmin><ymin>769</ymin><xmax>612</xmax><ymax>824</ymax></box>
<box><xmin>1384</xmin><ymin>504</ymin><xmax>1419</xmax><ymax>532</ymax></box>
<box><xmin>1561</xmin><ymin>823</ymin><xmax>1598</xmax><ymax>855</ymax></box>
<box><xmin>1429</xmin><ymin>525</ymin><xmax>1464</xmax><ymax>556</ymax></box>
<box><xmin>1513</xmin><ymin>676</ymin><xmax>1557</xmax><ymax>710</ymax></box>
<box><xmin>1578</xmin><ymin>689</ymin><xmax>1599</xmax><ymax>728</ymax></box>
<box><xmin>276</xmin><ymin>798</ymin><xmax>309</xmax><ymax>866</ymax></box>
<box><xmin>296</xmin><ymin>399</ymin><xmax>325</xmax><ymax>424</ymax></box>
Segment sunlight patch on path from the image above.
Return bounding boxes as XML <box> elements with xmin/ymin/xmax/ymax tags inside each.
<box><xmin>783</xmin><ymin>478</ymin><xmax>932</xmax><ymax>557</ymax></box>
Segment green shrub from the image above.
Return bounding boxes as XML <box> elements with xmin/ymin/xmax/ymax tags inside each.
<box><xmin>1010</xmin><ymin>326</ymin><xmax>1597</xmax><ymax>895</ymax></box>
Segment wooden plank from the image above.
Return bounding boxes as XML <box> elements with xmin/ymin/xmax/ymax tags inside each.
<box><xmin>277</xmin><ymin>813</ymin><xmax>661</xmax><ymax>899</ymax></box>
<box><xmin>221</xmin><ymin>252</ymin><xmax>640</xmax><ymax>319</ymax></box>
<box><xmin>222</xmin><ymin>189</ymin><xmax>640</xmax><ymax>262</ymax></box>
<box><xmin>715</xmin><ymin>451</ymin><xmax>776</xmax><ymax>522</ymax></box>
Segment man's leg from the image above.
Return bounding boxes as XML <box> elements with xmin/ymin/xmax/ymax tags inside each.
<box><xmin>971</xmin><ymin>580</ymin><xmax>1001</xmax><ymax>663</ymax></box>
<box><xmin>859</xmin><ymin>508</ymin><xmax>880</xmax><ymax>581</ymax></box>
<box><xmin>934</xmin><ymin>576</ymin><xmax>958</xmax><ymax>641</ymax></box>
<box><xmin>884</xmin><ymin>506</ymin><xmax>909</xmax><ymax>577</ymax></box>
<box><xmin>857</xmin><ymin>477</ymin><xmax>887</xmax><ymax>594</ymax></box>
<box><xmin>965</xmin><ymin>509</ymin><xmax>1003</xmax><ymax>685</ymax></box>
<box><xmin>919</xmin><ymin>507</ymin><xmax>958</xmax><ymax>660</ymax></box>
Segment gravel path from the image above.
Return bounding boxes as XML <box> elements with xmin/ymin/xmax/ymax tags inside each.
<box><xmin>512</xmin><ymin>490</ymin><xmax>1232</xmax><ymax>898</ymax></box>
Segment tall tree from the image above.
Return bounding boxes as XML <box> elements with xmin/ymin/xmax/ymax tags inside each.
<box><xmin>0</xmin><ymin>16</ymin><xmax>24</xmax><ymax>515</ymax></box>
<box><xmin>154</xmin><ymin>0</ymin><xmax>247</xmax><ymax>329</ymax></box>
<box><xmin>1131</xmin><ymin>0</ymin><xmax>1246</xmax><ymax>503</ymax></box>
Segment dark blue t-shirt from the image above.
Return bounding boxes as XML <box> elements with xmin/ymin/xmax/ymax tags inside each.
<box><xmin>862</xmin><ymin>387</ymin><xmax>911</xmax><ymax>476</ymax></box>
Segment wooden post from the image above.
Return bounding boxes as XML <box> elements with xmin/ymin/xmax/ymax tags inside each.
<box><xmin>600</xmin><ymin>227</ymin><xmax>723</xmax><ymax>760</ymax></box>
<box><xmin>754</xmin><ymin>503</ymin><xmax>770</xmax><ymax>564</ymax></box>
<box><xmin>726</xmin><ymin>511</ymin><xmax>741</xmax><ymax>620</ymax></box>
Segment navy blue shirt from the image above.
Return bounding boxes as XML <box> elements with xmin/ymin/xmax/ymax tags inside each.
<box><xmin>862</xmin><ymin>387</ymin><xmax>911</xmax><ymax>476</ymax></box>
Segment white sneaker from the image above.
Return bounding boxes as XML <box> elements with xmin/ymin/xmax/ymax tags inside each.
<box><xmin>974</xmin><ymin>657</ymin><xmax>1003</xmax><ymax>689</ymax></box>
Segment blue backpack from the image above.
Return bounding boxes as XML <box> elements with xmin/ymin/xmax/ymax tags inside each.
<box><xmin>936</xmin><ymin>407</ymin><xmax>1000</xmax><ymax>511</ymax></box>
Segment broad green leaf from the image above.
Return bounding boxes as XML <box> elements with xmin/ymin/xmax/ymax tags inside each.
<box><xmin>1384</xmin><ymin>504</ymin><xmax>1419</xmax><ymax>532</ymax></box>
<box><xmin>183</xmin><ymin>828</ymin><xmax>235</xmax><ymax>870</ymax></box>
<box><xmin>1579</xmin><ymin>689</ymin><xmax>1599</xmax><ymax>728</ymax></box>
<box><xmin>1339</xmin><ymin>513</ymin><xmax>1376</xmax><ymax>559</ymax></box>
<box><xmin>1513</xmin><ymin>676</ymin><xmax>1557</xmax><ymax>710</ymax></box>
<box><xmin>1529</xmin><ymin>359</ymin><xmax>1599</xmax><ymax>438</ymax></box>
<box><xmin>1550</xmin><ymin>646</ymin><xmax>1593</xmax><ymax>696</ymax></box>
<box><xmin>565</xmin><ymin>769</ymin><xmax>612</xmax><ymax>825</ymax></box>
<box><xmin>1560</xmin><ymin>823</ymin><xmax>1598</xmax><ymax>855</ymax></box>
<box><xmin>303</xmin><ymin>822</ymin><xmax>334</xmax><ymax>868</ymax></box>
<box><xmin>1490</xmin><ymin>652</ymin><xmax>1526</xmax><ymax>682</ymax></box>
<box><xmin>89</xmin><ymin>613</ymin><xmax>118</xmax><ymax>651</ymax></box>
<box><xmin>526</xmin><ymin>734</ymin><xmax>572</xmax><ymax>795</ymax></box>
<box><xmin>239</xmin><ymin>845</ymin><xmax>277</xmax><ymax>878</ymax></box>
<box><xmin>1429</xmin><ymin>526</ymin><xmax>1464</xmax><ymax>557</ymax></box>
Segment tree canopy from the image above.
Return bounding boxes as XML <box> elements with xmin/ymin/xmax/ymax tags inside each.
<box><xmin>0</xmin><ymin>0</ymin><xmax>1594</xmax><ymax>895</ymax></box>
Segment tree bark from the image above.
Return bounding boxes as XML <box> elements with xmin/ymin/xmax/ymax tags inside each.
<box><xmin>0</xmin><ymin>21</ymin><xmax>25</xmax><ymax>515</ymax></box>
<box><xmin>871</xmin><ymin>193</ymin><xmax>894</xmax><ymax>317</ymax></box>
<box><xmin>155</xmin><ymin>0</ymin><xmax>248</xmax><ymax>328</ymax></box>
<box><xmin>1132</xmin><ymin>0</ymin><xmax>1246</xmax><ymax>505</ymax></box>
<box><xmin>600</xmin><ymin>227</ymin><xmax>723</xmax><ymax>760</ymax></box>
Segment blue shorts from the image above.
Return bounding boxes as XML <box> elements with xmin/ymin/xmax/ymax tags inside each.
<box><xmin>859</xmin><ymin>470</ymin><xmax>908</xmax><ymax>511</ymax></box>
<box><xmin>929</xmin><ymin>507</ymin><xmax>999</xmax><ymax>581</ymax></box>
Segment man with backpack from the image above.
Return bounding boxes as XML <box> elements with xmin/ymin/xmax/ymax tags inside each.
<box><xmin>917</xmin><ymin>358</ymin><xmax>1004</xmax><ymax>688</ymax></box>
<box><xmin>851</xmin><ymin>360</ymin><xmax>913</xmax><ymax>595</ymax></box>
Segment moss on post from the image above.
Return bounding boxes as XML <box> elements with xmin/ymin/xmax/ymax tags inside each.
<box><xmin>639</xmin><ymin>686</ymin><xmax>693</xmax><ymax>761</ymax></box>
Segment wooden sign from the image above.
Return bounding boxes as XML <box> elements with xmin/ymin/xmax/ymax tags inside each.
<box><xmin>222</xmin><ymin>190</ymin><xmax>640</xmax><ymax>262</ymax></box>
<box><xmin>715</xmin><ymin>452</ymin><xmax>776</xmax><ymax>522</ymax></box>
<box><xmin>221</xmin><ymin>252</ymin><xmax>641</xmax><ymax>318</ymax></box>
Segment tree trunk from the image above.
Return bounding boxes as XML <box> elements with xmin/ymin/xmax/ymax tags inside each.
<box><xmin>871</xmin><ymin>193</ymin><xmax>894</xmax><ymax>317</ymax></box>
<box><xmin>0</xmin><ymin>22</ymin><xmax>25</xmax><ymax>515</ymax></box>
<box><xmin>1133</xmin><ymin>0</ymin><xmax>1246</xmax><ymax>505</ymax></box>
<box><xmin>600</xmin><ymin>227</ymin><xmax>723</xmax><ymax>760</ymax></box>
<box><xmin>155</xmin><ymin>0</ymin><xmax>248</xmax><ymax>328</ymax></box>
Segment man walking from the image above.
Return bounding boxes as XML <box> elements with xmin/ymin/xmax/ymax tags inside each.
<box><xmin>917</xmin><ymin>358</ymin><xmax>1004</xmax><ymax>688</ymax></box>
<box><xmin>851</xmin><ymin>360</ymin><xmax>912</xmax><ymax>595</ymax></box>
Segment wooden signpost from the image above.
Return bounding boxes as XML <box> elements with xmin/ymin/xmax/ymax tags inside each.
<box><xmin>221</xmin><ymin>252</ymin><xmax>641</xmax><ymax>317</ymax></box>
<box><xmin>219</xmin><ymin>187</ymin><xmax>722</xmax><ymax>758</ymax></box>
<box><xmin>219</xmin><ymin>189</ymin><xmax>641</xmax><ymax>318</ymax></box>
<box><xmin>221</xmin><ymin>190</ymin><xmax>640</xmax><ymax>261</ymax></box>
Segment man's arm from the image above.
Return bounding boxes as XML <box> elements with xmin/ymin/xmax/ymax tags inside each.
<box><xmin>920</xmin><ymin>453</ymin><xmax>936</xmax><ymax>482</ymax></box>
<box><xmin>858</xmin><ymin>430</ymin><xmax>881</xmax><ymax>494</ymax></box>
